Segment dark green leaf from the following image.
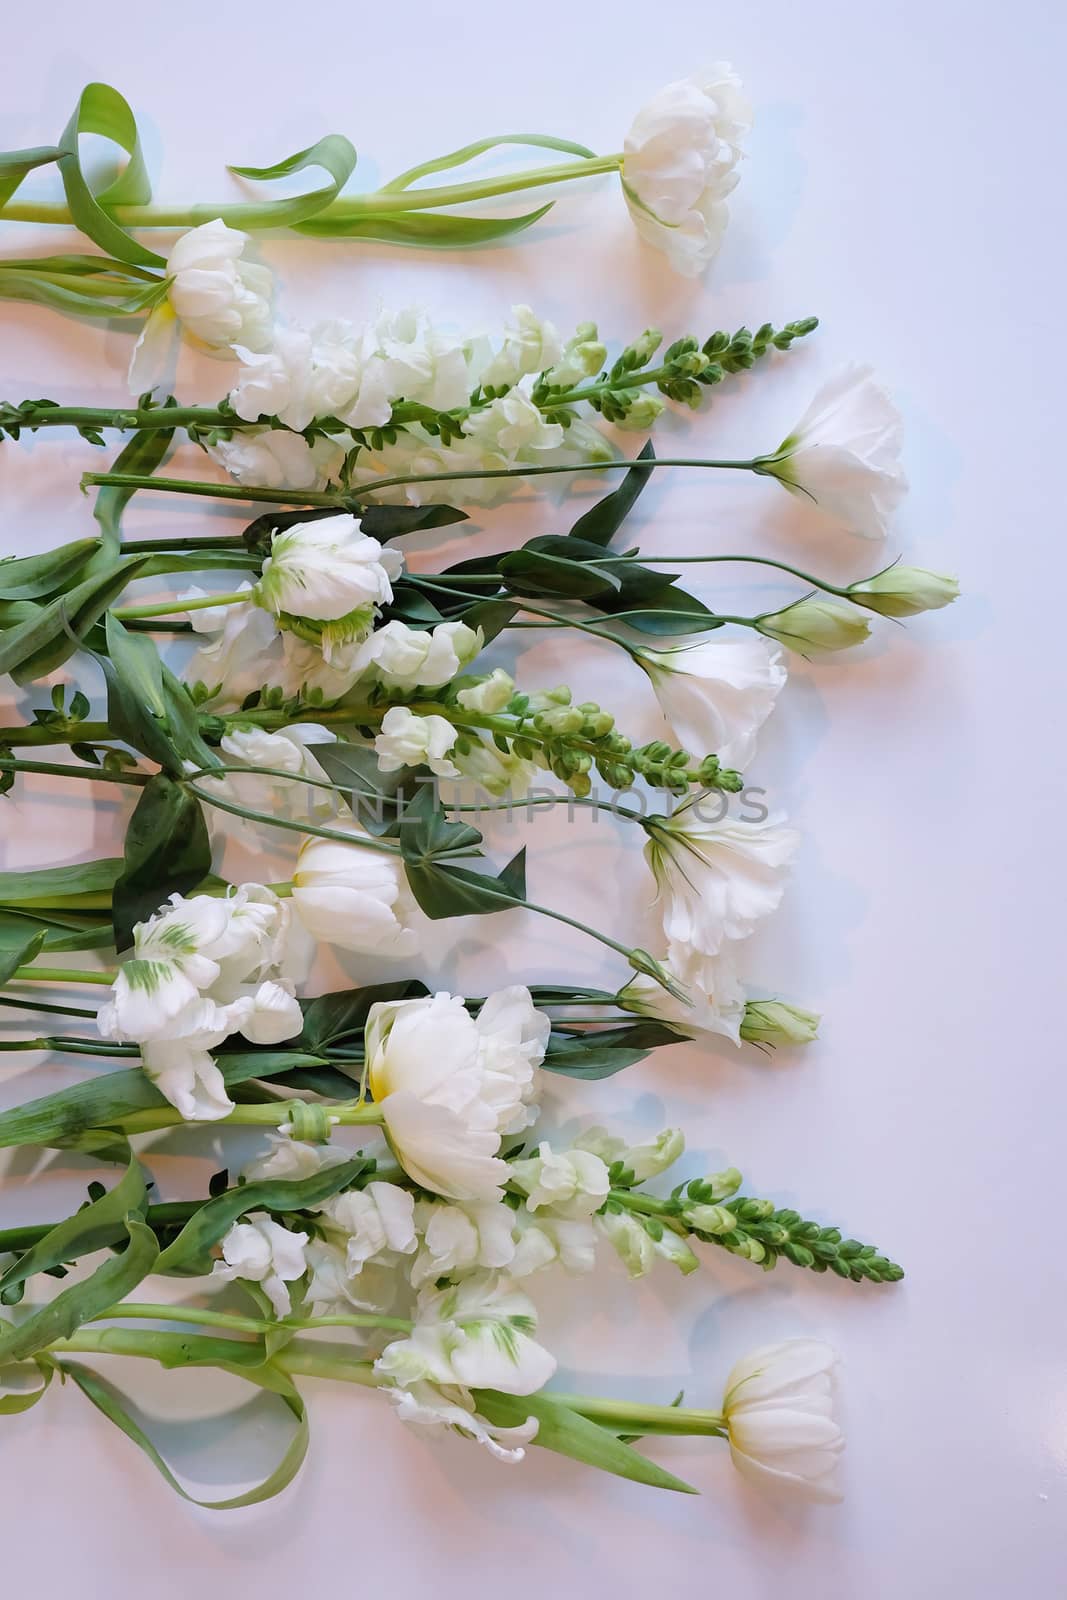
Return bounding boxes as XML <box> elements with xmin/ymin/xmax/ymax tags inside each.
<box><xmin>312</xmin><ymin>742</ymin><xmax>419</xmax><ymax>836</ymax></box>
<box><xmin>298</xmin><ymin>980</ymin><xmax>429</xmax><ymax>1053</ymax></box>
<box><xmin>594</xmin><ymin>586</ymin><xmax>720</xmax><ymax>635</ymax></box>
<box><xmin>0</xmin><ymin>1159</ymin><xmax>147</xmax><ymax>1305</ymax></box>
<box><xmin>566</xmin><ymin>441</ymin><xmax>656</xmax><ymax>548</ymax></box>
<box><xmin>358</xmin><ymin>503</ymin><xmax>468</xmax><ymax>541</ymax></box>
<box><xmin>0</xmin><ymin>1218</ymin><xmax>157</xmax><ymax>1364</ymax></box>
<box><xmin>111</xmin><ymin>775</ymin><xmax>212</xmax><ymax>950</ymax></box>
<box><xmin>0</xmin><ymin>556</ymin><xmax>148</xmax><ymax>684</ymax></box>
<box><xmin>543</xmin><ymin>1021</ymin><xmax>686</xmax><ymax>1080</ymax></box>
<box><xmin>0</xmin><ymin>857</ymin><xmax>123</xmax><ymax>906</ymax></box>
<box><xmin>0</xmin><ymin>539</ymin><xmax>100</xmax><ymax>602</ymax></box>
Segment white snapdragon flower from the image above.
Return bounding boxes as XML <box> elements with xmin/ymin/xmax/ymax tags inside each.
<box><xmin>243</xmin><ymin>1130</ymin><xmax>351</xmax><ymax>1182</ymax></box>
<box><xmin>305</xmin><ymin>1242</ymin><xmax>402</xmax><ymax>1319</ymax></box>
<box><xmin>410</xmin><ymin>1197</ymin><xmax>518</xmax><ymax>1288</ymax></box>
<box><xmin>451</xmin><ymin>738</ymin><xmax>535</xmax><ymax>798</ymax></box>
<box><xmin>375</xmin><ymin>1272</ymin><xmax>556</xmax><ymax>1396</ymax></box>
<box><xmin>365</xmin><ymin>987</ymin><xmax>548</xmax><ymax>1201</ymax></box>
<box><xmin>480</xmin><ymin>305</ymin><xmax>564</xmax><ymax>388</ymax></box>
<box><xmin>722</xmin><ymin>1340</ymin><xmax>844</xmax><ymax>1501</ymax></box>
<box><xmin>374</xmin><ymin>706</ymin><xmax>460</xmax><ymax>778</ymax></box>
<box><xmin>573</xmin><ymin>1126</ymin><xmax>685</xmax><ymax>1183</ymax></box>
<box><xmin>318</xmin><ymin>1181</ymin><xmax>418</xmax><ymax>1272</ymax></box>
<box><xmin>456</xmin><ymin>668</ymin><xmax>515</xmax><ymax>714</ymax></box>
<box><xmin>758</xmin><ymin>365</ymin><xmax>907</xmax><ymax>539</ymax></box>
<box><xmin>597</xmin><ymin>1208</ymin><xmax>699</xmax><ymax>1278</ymax></box>
<box><xmin>291</xmin><ymin>821</ymin><xmax>419</xmax><ymax>957</ymax></box>
<box><xmin>543</xmin><ymin>323</ymin><xmax>608</xmax><ymax>388</ymax></box>
<box><xmin>463</xmin><ymin>380</ymin><xmax>566</xmax><ymax>462</ymax></box>
<box><xmin>357</xmin><ymin>305</ymin><xmax>473</xmax><ymax>419</ymax></box>
<box><xmin>208</xmin><ymin>428</ymin><xmax>344</xmax><ymax>492</ymax></box>
<box><xmin>509</xmin><ymin>1142</ymin><xmax>610</xmax><ymax>1219</ymax></box>
<box><xmin>622</xmin><ymin>66</ymin><xmax>751</xmax><ymax>276</ymax></box>
<box><xmin>356</xmin><ymin>619</ymin><xmax>483</xmax><ymax>691</ymax></box>
<box><xmin>255</xmin><ymin>515</ymin><xmax>403</xmax><ymax>638</ymax></box>
<box><xmin>212</xmin><ymin>1212</ymin><xmax>309</xmax><ymax>1317</ymax></box>
<box><xmin>636</xmin><ymin>634</ymin><xmax>787</xmax><ymax>770</ymax></box>
<box><xmin>644</xmin><ymin>797</ymin><xmax>799</xmax><ymax>963</ymax></box>
<box><xmin>617</xmin><ymin>947</ymin><xmax>748</xmax><ymax>1044</ymax></box>
<box><xmin>509</xmin><ymin>1214</ymin><xmax>598</xmax><ymax>1277</ymax></box>
<box><xmin>228</xmin><ymin>327</ymin><xmax>315</xmax><ymax>427</ymax></box>
<box><xmin>218</xmin><ymin>722</ymin><xmax>339</xmax><ymax>819</ymax></box>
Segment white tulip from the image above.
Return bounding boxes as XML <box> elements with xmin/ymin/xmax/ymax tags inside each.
<box><xmin>374</xmin><ymin>706</ymin><xmax>460</xmax><ymax>778</ymax></box>
<box><xmin>722</xmin><ymin>1340</ymin><xmax>844</xmax><ymax>1501</ymax></box>
<box><xmin>319</xmin><ymin>1181</ymin><xmax>418</xmax><ymax>1272</ymax></box>
<box><xmin>384</xmin><ymin>1381</ymin><xmax>539</xmax><ymax>1464</ymax></box>
<box><xmin>480</xmin><ymin>305</ymin><xmax>564</xmax><ymax>388</ymax></box>
<box><xmin>410</xmin><ymin>1197</ymin><xmax>518</xmax><ymax>1288</ymax></box>
<box><xmin>760</xmin><ymin>365</ymin><xmax>907</xmax><ymax>538</ymax></box>
<box><xmin>365</xmin><ymin>987</ymin><xmax>547</xmax><ymax>1200</ymax></box>
<box><xmin>644</xmin><ymin>797</ymin><xmax>799</xmax><ymax>963</ymax></box>
<box><xmin>208</xmin><ymin>428</ymin><xmax>344</xmax><ymax>492</ymax></box>
<box><xmin>509</xmin><ymin>1142</ymin><xmax>611</xmax><ymax>1219</ymax></box>
<box><xmin>637</xmin><ymin>634</ymin><xmax>787</xmax><ymax>769</ymax></box>
<box><xmin>138</xmin><ymin>999</ymin><xmax>239</xmax><ymax>1122</ymax></box>
<box><xmin>237</xmin><ymin>980</ymin><xmax>305</xmax><ymax>1045</ymax></box>
<box><xmin>256</xmin><ymin>514</ymin><xmax>403</xmax><ymax>635</ymax></box>
<box><xmin>375</xmin><ymin>1272</ymin><xmax>556</xmax><ymax>1396</ymax></box>
<box><xmin>291</xmin><ymin>822</ymin><xmax>419</xmax><ymax>957</ymax></box>
<box><xmin>166</xmin><ymin>219</ymin><xmax>273</xmax><ymax>350</ymax></box>
<box><xmin>212</xmin><ymin>1212</ymin><xmax>309</xmax><ymax>1318</ymax></box>
<box><xmin>622</xmin><ymin>65</ymin><xmax>751</xmax><ymax>276</ymax></box>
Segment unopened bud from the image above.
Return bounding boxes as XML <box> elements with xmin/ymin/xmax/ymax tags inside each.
<box><xmin>741</xmin><ymin>1000</ymin><xmax>821</xmax><ymax>1047</ymax></box>
<box><xmin>848</xmin><ymin>565</ymin><xmax>960</xmax><ymax>618</ymax></box>
<box><xmin>756</xmin><ymin>598</ymin><xmax>871</xmax><ymax>655</ymax></box>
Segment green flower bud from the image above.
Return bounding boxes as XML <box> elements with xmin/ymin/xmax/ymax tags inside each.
<box><xmin>741</xmin><ymin>1000</ymin><xmax>821</xmax><ymax>1047</ymax></box>
<box><xmin>686</xmin><ymin>1203</ymin><xmax>736</xmax><ymax>1236</ymax></box>
<box><xmin>625</xmin><ymin>329</ymin><xmax>663</xmax><ymax>366</ymax></box>
<box><xmin>616</xmin><ymin>393</ymin><xmax>666</xmax><ymax>433</ymax></box>
<box><xmin>756</xmin><ymin>598</ymin><xmax>871</xmax><ymax>655</ymax></box>
<box><xmin>528</xmin><ymin>685</ymin><xmax>572</xmax><ymax>710</ymax></box>
<box><xmin>698</xmin><ymin>1167</ymin><xmax>743</xmax><ymax>1201</ymax></box>
<box><xmin>847</xmin><ymin>565</ymin><xmax>960</xmax><ymax>618</ymax></box>
<box><xmin>652</xmin><ymin>1229</ymin><xmax>700</xmax><ymax>1274</ymax></box>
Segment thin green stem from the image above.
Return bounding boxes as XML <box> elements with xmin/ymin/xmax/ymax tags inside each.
<box><xmin>0</xmin><ymin>994</ymin><xmax>97</xmax><ymax>1020</ymax></box>
<box><xmin>411</xmin><ymin>574</ymin><xmax>632</xmax><ymax>648</ymax></box>
<box><xmin>0</xmin><ymin>722</ymin><xmax>113</xmax><ymax>749</ymax></box>
<box><xmin>0</xmin><ymin>756</ymin><xmax>148</xmax><ymax>787</ymax></box>
<box><xmin>110</xmin><ymin>1100</ymin><xmax>384</xmax><ymax>1136</ymax></box>
<box><xmin>10</xmin><ymin>966</ymin><xmax>115</xmax><ymax>986</ymax></box>
<box><xmin>114</xmin><ymin>589</ymin><xmax>251</xmax><ymax>621</ymax></box>
<box><xmin>182</xmin><ymin>781</ymin><xmax>404</xmax><ymax>855</ymax></box>
<box><xmin>646</xmin><ymin>552</ymin><xmax>849</xmax><ymax>596</ymax></box>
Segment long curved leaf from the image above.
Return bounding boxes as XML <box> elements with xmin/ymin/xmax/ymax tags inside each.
<box><xmin>56</xmin><ymin>83</ymin><xmax>163</xmax><ymax>267</ymax></box>
<box><xmin>380</xmin><ymin>132</ymin><xmax>596</xmax><ymax>192</ymax></box>
<box><xmin>0</xmin><ymin>1158</ymin><xmax>147</xmax><ymax>1305</ymax></box>
<box><xmin>295</xmin><ymin>202</ymin><xmax>554</xmax><ymax>244</ymax></box>
<box><xmin>228</xmin><ymin>134</ymin><xmax>357</xmax><ymax>228</ymax></box>
<box><xmin>567</xmin><ymin>440</ymin><xmax>656</xmax><ymax>547</ymax></box>
<box><xmin>0</xmin><ymin>1217</ymin><xmax>158</xmax><ymax>1364</ymax></box>
<box><xmin>0</xmin><ymin>145</ymin><xmax>64</xmax><ymax>210</ymax></box>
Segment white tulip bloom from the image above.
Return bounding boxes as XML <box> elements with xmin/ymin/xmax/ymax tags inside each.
<box><xmin>208</xmin><ymin>428</ymin><xmax>344</xmax><ymax>492</ymax></box>
<box><xmin>722</xmin><ymin>1340</ymin><xmax>844</xmax><ymax>1502</ymax></box>
<box><xmin>238</xmin><ymin>979</ymin><xmax>305</xmax><ymax>1044</ymax></box>
<box><xmin>480</xmin><ymin>305</ymin><xmax>564</xmax><ymax>388</ymax></box>
<box><xmin>410</xmin><ymin>1197</ymin><xmax>518</xmax><ymax>1288</ymax></box>
<box><xmin>384</xmin><ymin>1381</ymin><xmax>539</xmax><ymax>1464</ymax></box>
<box><xmin>166</xmin><ymin>219</ymin><xmax>273</xmax><ymax>350</ymax></box>
<box><xmin>509</xmin><ymin>1214</ymin><xmax>598</xmax><ymax>1277</ymax></box>
<box><xmin>255</xmin><ymin>515</ymin><xmax>404</xmax><ymax>646</ymax></box>
<box><xmin>759</xmin><ymin>365</ymin><xmax>907</xmax><ymax>538</ymax></box>
<box><xmin>366</xmin><ymin>987</ymin><xmax>547</xmax><ymax>1200</ymax></box>
<box><xmin>645</xmin><ymin>797</ymin><xmax>799</xmax><ymax>963</ymax></box>
<box><xmin>356</xmin><ymin>619</ymin><xmax>483</xmax><ymax>691</ymax></box>
<box><xmin>138</xmin><ymin>999</ymin><xmax>240</xmax><ymax>1122</ymax></box>
<box><xmin>375</xmin><ymin>1272</ymin><xmax>556</xmax><ymax>1396</ymax></box>
<box><xmin>509</xmin><ymin>1142</ymin><xmax>611</xmax><ymax>1219</ymax></box>
<box><xmin>622</xmin><ymin>66</ymin><xmax>751</xmax><ymax>276</ymax></box>
<box><xmin>212</xmin><ymin>1212</ymin><xmax>309</xmax><ymax>1318</ymax></box>
<box><xmin>291</xmin><ymin>822</ymin><xmax>418</xmax><ymax>957</ymax></box>
<box><xmin>374</xmin><ymin>706</ymin><xmax>460</xmax><ymax>778</ymax></box>
<box><xmin>637</xmin><ymin>634</ymin><xmax>787</xmax><ymax>769</ymax></box>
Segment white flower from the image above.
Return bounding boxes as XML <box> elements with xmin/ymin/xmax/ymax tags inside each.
<box><xmin>228</xmin><ymin>327</ymin><xmax>314</xmax><ymax>427</ymax></box>
<box><xmin>219</xmin><ymin>722</ymin><xmax>339</xmax><ymax>818</ymax></box>
<box><xmin>243</xmin><ymin>1130</ymin><xmax>351</xmax><ymax>1183</ymax></box>
<box><xmin>366</xmin><ymin>987</ymin><xmax>547</xmax><ymax>1200</ymax></box>
<box><xmin>755</xmin><ymin>598</ymin><xmax>871</xmax><ymax>655</ymax></box>
<box><xmin>451</xmin><ymin>738</ymin><xmax>535</xmax><ymax>798</ymax></box>
<box><xmin>617</xmin><ymin>945</ymin><xmax>747</xmax><ymax>1044</ymax></box>
<box><xmin>374</xmin><ymin>706</ymin><xmax>460</xmax><ymax>778</ymax></box>
<box><xmin>183</xmin><ymin>585</ymin><xmax>287</xmax><ymax>710</ymax></box>
<box><xmin>166</xmin><ymin>219</ymin><xmax>273</xmax><ymax>350</ymax></box>
<box><xmin>622</xmin><ymin>65</ymin><xmax>751</xmax><ymax>276</ymax></box>
<box><xmin>305</xmin><ymin>1242</ymin><xmax>401</xmax><ymax>1319</ymax></box>
<box><xmin>463</xmin><ymin>381</ymin><xmax>565</xmax><ymax>462</ymax></box>
<box><xmin>256</xmin><ymin>514</ymin><xmax>403</xmax><ymax>634</ymax></box>
<box><xmin>573</xmin><ymin>1126</ymin><xmax>685</xmax><ymax>1183</ymax></box>
<box><xmin>509</xmin><ymin>1142</ymin><xmax>610</xmax><ymax>1219</ymax></box>
<box><xmin>456</xmin><ymin>668</ymin><xmax>515</xmax><ymax>714</ymax></box>
<box><xmin>848</xmin><ymin>564</ymin><xmax>959</xmax><ymax>617</ymax></box>
<box><xmin>760</xmin><ymin>365</ymin><xmax>907</xmax><ymax>538</ymax></box>
<box><xmin>645</xmin><ymin>797</ymin><xmax>799</xmax><ymax>963</ymax></box>
<box><xmin>384</xmin><ymin>1381</ymin><xmax>539</xmax><ymax>1464</ymax></box>
<box><xmin>212</xmin><ymin>1212</ymin><xmax>309</xmax><ymax>1317</ymax></box>
<box><xmin>722</xmin><ymin>1340</ymin><xmax>844</xmax><ymax>1502</ymax></box>
<box><xmin>138</xmin><ymin>999</ymin><xmax>239</xmax><ymax>1122</ymax></box>
<box><xmin>291</xmin><ymin>822</ymin><xmax>418</xmax><ymax>957</ymax></box>
<box><xmin>509</xmin><ymin>1215</ymin><xmax>598</xmax><ymax>1277</ymax></box>
<box><xmin>353</xmin><ymin>305</ymin><xmax>473</xmax><ymax>421</ymax></box>
<box><xmin>543</xmin><ymin>323</ymin><xmax>608</xmax><ymax>388</ymax></box>
<box><xmin>356</xmin><ymin>619</ymin><xmax>482</xmax><ymax>691</ymax></box>
<box><xmin>411</xmin><ymin>1197</ymin><xmax>517</xmax><ymax>1288</ymax></box>
<box><xmin>239</xmin><ymin>979</ymin><xmax>305</xmax><ymax>1044</ymax></box>
<box><xmin>208</xmin><ymin>428</ymin><xmax>344</xmax><ymax>492</ymax></box>
<box><xmin>596</xmin><ymin>1208</ymin><xmax>698</xmax><ymax>1278</ymax></box>
<box><xmin>319</xmin><ymin>1181</ymin><xmax>418</xmax><ymax>1271</ymax></box>
<box><xmin>375</xmin><ymin>1272</ymin><xmax>556</xmax><ymax>1396</ymax></box>
<box><xmin>480</xmin><ymin>305</ymin><xmax>563</xmax><ymax>388</ymax></box>
<box><xmin>637</xmin><ymin>634</ymin><xmax>787</xmax><ymax>770</ymax></box>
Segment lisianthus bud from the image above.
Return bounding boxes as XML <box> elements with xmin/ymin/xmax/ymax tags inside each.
<box><xmin>741</xmin><ymin>1001</ymin><xmax>821</xmax><ymax>1047</ymax></box>
<box><xmin>847</xmin><ymin>565</ymin><xmax>960</xmax><ymax>617</ymax></box>
<box><xmin>722</xmin><ymin>1339</ymin><xmax>844</xmax><ymax>1501</ymax></box>
<box><xmin>755</xmin><ymin>599</ymin><xmax>871</xmax><ymax>655</ymax></box>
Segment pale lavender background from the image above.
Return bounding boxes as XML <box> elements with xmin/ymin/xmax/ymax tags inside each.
<box><xmin>0</xmin><ymin>2</ymin><xmax>1063</xmax><ymax>1593</ymax></box>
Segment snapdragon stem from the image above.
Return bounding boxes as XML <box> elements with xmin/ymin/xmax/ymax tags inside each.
<box><xmin>0</xmin><ymin>756</ymin><xmax>148</xmax><ymax>787</ymax></box>
<box><xmin>0</xmin><ymin>721</ymin><xmax>113</xmax><ymax>749</ymax></box>
<box><xmin>1</xmin><ymin>153</ymin><xmax>624</xmax><ymax>231</ymax></box>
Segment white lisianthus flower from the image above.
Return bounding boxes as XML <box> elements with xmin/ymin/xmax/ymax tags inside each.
<box><xmin>622</xmin><ymin>65</ymin><xmax>751</xmax><ymax>277</ymax></box>
<box><xmin>212</xmin><ymin>1213</ymin><xmax>309</xmax><ymax>1317</ymax></box>
<box><xmin>636</xmin><ymin>634</ymin><xmax>787</xmax><ymax>769</ymax></box>
<box><xmin>243</xmin><ymin>1130</ymin><xmax>351</xmax><ymax>1182</ymax></box>
<box><xmin>291</xmin><ymin>822</ymin><xmax>418</xmax><ymax>957</ymax></box>
<box><xmin>255</xmin><ymin>514</ymin><xmax>403</xmax><ymax>634</ymax></box>
<box><xmin>356</xmin><ymin>619</ymin><xmax>483</xmax><ymax>691</ymax></box>
<box><xmin>375</xmin><ymin>1272</ymin><xmax>556</xmax><ymax>1396</ymax></box>
<box><xmin>509</xmin><ymin>1214</ymin><xmax>598</xmax><ymax>1277</ymax></box>
<box><xmin>755</xmin><ymin>598</ymin><xmax>871</xmax><ymax>655</ymax></box>
<box><xmin>617</xmin><ymin>944</ymin><xmax>747</xmax><ymax>1044</ymax></box>
<box><xmin>847</xmin><ymin>564</ymin><xmax>960</xmax><ymax>617</ymax></box>
<box><xmin>508</xmin><ymin>1142</ymin><xmax>611</xmax><ymax>1219</ymax></box>
<box><xmin>365</xmin><ymin>988</ymin><xmax>547</xmax><ymax>1201</ymax></box>
<box><xmin>374</xmin><ymin>706</ymin><xmax>460</xmax><ymax>778</ymax></box>
<box><xmin>644</xmin><ymin>797</ymin><xmax>799</xmax><ymax>962</ymax></box>
<box><xmin>410</xmin><ymin>1197</ymin><xmax>517</xmax><ymax>1288</ymax></box>
<box><xmin>573</xmin><ymin>1126</ymin><xmax>685</xmax><ymax>1183</ymax></box>
<box><xmin>166</xmin><ymin>219</ymin><xmax>273</xmax><ymax>351</ymax></box>
<box><xmin>384</xmin><ymin>1381</ymin><xmax>539</xmax><ymax>1464</ymax></box>
<box><xmin>722</xmin><ymin>1340</ymin><xmax>844</xmax><ymax>1502</ymax></box>
<box><xmin>456</xmin><ymin>668</ymin><xmax>515</xmax><ymax>714</ymax></box>
<box><xmin>318</xmin><ymin>1182</ymin><xmax>418</xmax><ymax>1272</ymax></box>
<box><xmin>480</xmin><ymin>305</ymin><xmax>564</xmax><ymax>388</ymax></box>
<box><xmin>758</xmin><ymin>365</ymin><xmax>907</xmax><ymax>539</ymax></box>
<box><xmin>208</xmin><ymin>428</ymin><xmax>344</xmax><ymax>492</ymax></box>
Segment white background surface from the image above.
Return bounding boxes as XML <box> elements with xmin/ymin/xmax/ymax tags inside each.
<box><xmin>1</xmin><ymin>3</ymin><xmax>1065</xmax><ymax>1594</ymax></box>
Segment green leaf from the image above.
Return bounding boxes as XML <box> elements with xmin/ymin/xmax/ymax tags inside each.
<box><xmin>0</xmin><ymin>857</ymin><xmax>123</xmax><ymax>907</ymax></box>
<box><xmin>459</xmin><ymin>599</ymin><xmax>519</xmax><ymax>642</ymax></box>
<box><xmin>111</xmin><ymin>775</ymin><xmax>212</xmax><ymax>950</ymax></box>
<box><xmin>295</xmin><ymin>203</ymin><xmax>554</xmax><ymax>245</ymax></box>
<box><xmin>0</xmin><ymin>267</ymin><xmax>165</xmax><ymax>320</ymax></box>
<box><xmin>154</xmin><ymin>1159</ymin><xmax>370</xmax><ymax>1276</ymax></box>
<box><xmin>56</xmin><ymin>84</ymin><xmax>163</xmax><ymax>268</ymax></box>
<box><xmin>104</xmin><ymin>611</ymin><xmax>167</xmax><ymax>718</ymax></box>
<box><xmin>312</xmin><ymin>741</ymin><xmax>418</xmax><ymax>836</ymax></box>
<box><xmin>61</xmin><ymin>1359</ymin><xmax>310</xmax><ymax>1509</ymax></box>
<box><xmin>567</xmin><ymin>441</ymin><xmax>656</xmax><ymax>547</ymax></box>
<box><xmin>0</xmin><ymin>1159</ymin><xmax>147</xmax><ymax>1305</ymax></box>
<box><xmin>0</xmin><ymin>539</ymin><xmax>100</xmax><ymax>601</ymax></box>
<box><xmin>380</xmin><ymin>133</ymin><xmax>596</xmax><ymax>193</ymax></box>
<box><xmin>593</xmin><ymin>587</ymin><xmax>719</xmax><ymax>636</ymax></box>
<box><xmin>0</xmin><ymin>1217</ymin><xmax>158</xmax><ymax>1365</ymax></box>
<box><xmin>0</xmin><ymin>145</ymin><xmax>64</xmax><ymax>210</ymax></box>
<box><xmin>94</xmin><ymin>426</ymin><xmax>176</xmax><ymax>555</ymax></box>
<box><xmin>298</xmin><ymin>980</ymin><xmax>429</xmax><ymax>1053</ymax></box>
<box><xmin>228</xmin><ymin>134</ymin><xmax>357</xmax><ymax>228</ymax></box>
<box><xmin>397</xmin><ymin>791</ymin><xmax>525</xmax><ymax>920</ymax></box>
<box><xmin>0</xmin><ymin>928</ymin><xmax>45</xmax><ymax>985</ymax></box>
<box><xmin>542</xmin><ymin>1021</ymin><xmax>685</xmax><ymax>1080</ymax></box>
<box><xmin>474</xmin><ymin>1388</ymin><xmax>698</xmax><ymax>1494</ymax></box>
<box><xmin>0</xmin><ymin>1357</ymin><xmax>53</xmax><ymax>1414</ymax></box>
<box><xmin>0</xmin><ymin>555</ymin><xmax>147</xmax><ymax>684</ymax></box>
<box><xmin>358</xmin><ymin>503</ymin><xmax>468</xmax><ymax>541</ymax></box>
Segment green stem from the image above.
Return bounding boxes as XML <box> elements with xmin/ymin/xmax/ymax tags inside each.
<box><xmin>110</xmin><ymin>1100</ymin><xmax>384</xmax><ymax>1136</ymax></box>
<box><xmin>0</xmin><ymin>756</ymin><xmax>148</xmax><ymax>787</ymax></box>
<box><xmin>113</xmin><ymin>589</ymin><xmax>252</xmax><ymax>621</ymax></box>
<box><xmin>0</xmin><ymin>1036</ymin><xmax>136</xmax><ymax>1057</ymax></box>
<box><xmin>0</xmin><ymin>721</ymin><xmax>114</xmax><ymax>749</ymax></box>
<box><xmin>182</xmin><ymin>781</ymin><xmax>405</xmax><ymax>856</ymax></box>
<box><xmin>10</xmin><ymin>966</ymin><xmax>115</xmax><ymax>986</ymax></box>
<box><xmin>647</xmin><ymin>552</ymin><xmax>849</xmax><ymax>596</ymax></box>
<box><xmin>94</xmin><ymin>1302</ymin><xmax>414</xmax><ymax>1336</ymax></box>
